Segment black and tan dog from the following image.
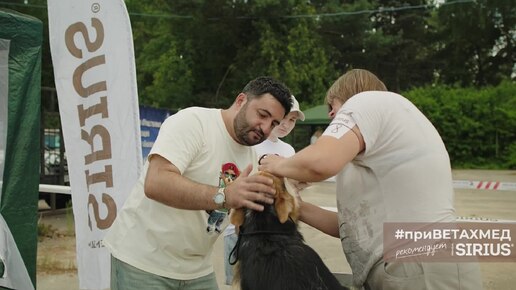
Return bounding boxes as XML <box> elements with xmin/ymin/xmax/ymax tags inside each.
<box><xmin>229</xmin><ymin>171</ymin><xmax>348</xmax><ymax>290</ymax></box>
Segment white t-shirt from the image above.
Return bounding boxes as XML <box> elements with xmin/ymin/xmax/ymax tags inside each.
<box><xmin>104</xmin><ymin>107</ymin><xmax>257</xmax><ymax>280</ymax></box>
<box><xmin>254</xmin><ymin>138</ymin><xmax>295</xmax><ymax>159</ymax></box>
<box><xmin>223</xmin><ymin>138</ymin><xmax>295</xmax><ymax>237</ymax></box>
<box><xmin>326</xmin><ymin>91</ymin><xmax>455</xmax><ymax>286</ymax></box>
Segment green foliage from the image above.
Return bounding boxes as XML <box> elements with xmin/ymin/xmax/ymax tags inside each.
<box><xmin>138</xmin><ymin>34</ymin><xmax>194</xmax><ymax>109</ymax></box>
<box><xmin>280</xmin><ymin>5</ymin><xmax>338</xmax><ymax>106</ymax></box>
<box><xmin>507</xmin><ymin>143</ymin><xmax>516</xmax><ymax>169</ymax></box>
<box><xmin>8</xmin><ymin>0</ymin><xmax>512</xmax><ymax>108</ymax></box>
<box><xmin>365</xmin><ymin>0</ymin><xmax>436</xmax><ymax>92</ymax></box>
<box><xmin>404</xmin><ymin>80</ymin><xmax>516</xmax><ymax>168</ymax></box>
<box><xmin>37</xmin><ymin>222</ymin><xmax>58</xmax><ymax>241</ymax></box>
<box><xmin>4</xmin><ymin>0</ymin><xmax>514</xmax><ymax>168</ymax></box>
<box><xmin>126</xmin><ymin>1</ymin><xmax>196</xmax><ymax>109</ymax></box>
<box><xmin>434</xmin><ymin>0</ymin><xmax>515</xmax><ymax>86</ymax></box>
<box><xmin>126</xmin><ymin>0</ymin><xmax>340</xmax><ymax>108</ymax></box>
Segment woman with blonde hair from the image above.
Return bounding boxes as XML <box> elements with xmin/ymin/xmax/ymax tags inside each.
<box><xmin>259</xmin><ymin>69</ymin><xmax>482</xmax><ymax>289</ymax></box>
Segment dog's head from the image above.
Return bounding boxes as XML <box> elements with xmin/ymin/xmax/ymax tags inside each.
<box><xmin>230</xmin><ymin>171</ymin><xmax>299</xmax><ymax>228</ymax></box>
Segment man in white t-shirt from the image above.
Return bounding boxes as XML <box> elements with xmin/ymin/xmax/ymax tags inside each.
<box><xmin>222</xmin><ymin>95</ymin><xmax>305</xmax><ymax>285</ymax></box>
<box><xmin>259</xmin><ymin>69</ymin><xmax>482</xmax><ymax>289</ymax></box>
<box><xmin>104</xmin><ymin>76</ymin><xmax>292</xmax><ymax>290</ymax></box>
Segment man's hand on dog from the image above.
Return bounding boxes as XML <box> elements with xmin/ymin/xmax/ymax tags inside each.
<box><xmin>225</xmin><ymin>165</ymin><xmax>275</xmax><ymax>212</ymax></box>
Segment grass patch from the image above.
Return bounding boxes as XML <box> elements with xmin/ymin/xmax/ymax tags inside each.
<box><xmin>37</xmin><ymin>222</ymin><xmax>58</xmax><ymax>241</ymax></box>
<box><xmin>37</xmin><ymin>255</ymin><xmax>77</xmax><ymax>274</ymax></box>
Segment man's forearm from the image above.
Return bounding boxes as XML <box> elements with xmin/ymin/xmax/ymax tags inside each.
<box><xmin>144</xmin><ymin>156</ymin><xmax>220</xmax><ymax>210</ymax></box>
<box><xmin>148</xmin><ymin>172</ymin><xmax>220</xmax><ymax>210</ymax></box>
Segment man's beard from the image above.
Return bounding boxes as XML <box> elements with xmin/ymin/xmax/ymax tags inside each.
<box><xmin>234</xmin><ymin>105</ymin><xmax>265</xmax><ymax>146</ymax></box>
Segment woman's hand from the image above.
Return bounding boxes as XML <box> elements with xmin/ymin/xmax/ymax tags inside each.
<box><xmin>289</xmin><ymin>179</ymin><xmax>312</xmax><ymax>192</ymax></box>
<box><xmin>257</xmin><ymin>154</ymin><xmax>284</xmax><ymax>175</ymax></box>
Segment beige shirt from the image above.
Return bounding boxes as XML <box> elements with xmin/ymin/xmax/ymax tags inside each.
<box><xmin>104</xmin><ymin>107</ymin><xmax>256</xmax><ymax>279</ymax></box>
<box><xmin>327</xmin><ymin>92</ymin><xmax>456</xmax><ymax>286</ymax></box>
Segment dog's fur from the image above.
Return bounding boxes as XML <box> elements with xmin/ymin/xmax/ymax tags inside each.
<box><xmin>229</xmin><ymin>171</ymin><xmax>348</xmax><ymax>290</ymax></box>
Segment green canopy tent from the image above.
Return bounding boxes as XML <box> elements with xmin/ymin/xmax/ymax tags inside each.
<box><xmin>0</xmin><ymin>9</ymin><xmax>42</xmax><ymax>290</ymax></box>
<box><xmin>298</xmin><ymin>104</ymin><xmax>330</xmax><ymax>126</ymax></box>
<box><xmin>288</xmin><ymin>104</ymin><xmax>330</xmax><ymax>151</ymax></box>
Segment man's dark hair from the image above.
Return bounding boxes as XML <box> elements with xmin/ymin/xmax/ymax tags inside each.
<box><xmin>242</xmin><ymin>76</ymin><xmax>292</xmax><ymax>117</ymax></box>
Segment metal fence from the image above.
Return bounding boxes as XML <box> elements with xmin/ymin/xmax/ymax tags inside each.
<box><xmin>40</xmin><ymin>87</ymin><xmax>70</xmax><ymax>210</ymax></box>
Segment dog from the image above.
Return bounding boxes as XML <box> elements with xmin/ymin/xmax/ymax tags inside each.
<box><xmin>229</xmin><ymin>171</ymin><xmax>348</xmax><ymax>290</ymax></box>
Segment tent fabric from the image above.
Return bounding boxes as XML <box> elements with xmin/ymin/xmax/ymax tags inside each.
<box><xmin>0</xmin><ymin>8</ymin><xmax>42</xmax><ymax>288</ymax></box>
<box><xmin>0</xmin><ymin>214</ymin><xmax>34</xmax><ymax>290</ymax></box>
<box><xmin>298</xmin><ymin>104</ymin><xmax>330</xmax><ymax>125</ymax></box>
<box><xmin>0</xmin><ymin>39</ymin><xmax>8</xmax><ymax>185</ymax></box>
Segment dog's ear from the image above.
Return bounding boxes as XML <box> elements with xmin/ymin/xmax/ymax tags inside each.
<box><xmin>257</xmin><ymin>171</ymin><xmax>299</xmax><ymax>223</ymax></box>
<box><xmin>230</xmin><ymin>208</ymin><xmax>245</xmax><ymax>228</ymax></box>
<box><xmin>275</xmin><ymin>177</ymin><xmax>299</xmax><ymax>223</ymax></box>
<box><xmin>283</xmin><ymin>177</ymin><xmax>299</xmax><ymax>221</ymax></box>
<box><xmin>258</xmin><ymin>171</ymin><xmax>299</xmax><ymax>223</ymax></box>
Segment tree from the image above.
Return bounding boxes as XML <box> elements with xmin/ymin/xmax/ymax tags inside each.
<box><xmin>434</xmin><ymin>0</ymin><xmax>515</xmax><ymax>87</ymax></box>
<box><xmin>126</xmin><ymin>1</ymin><xmax>195</xmax><ymax>109</ymax></box>
<box><xmin>232</xmin><ymin>1</ymin><xmax>337</xmax><ymax>107</ymax></box>
<box><xmin>317</xmin><ymin>0</ymin><xmax>377</xmax><ymax>79</ymax></box>
<box><xmin>366</xmin><ymin>0</ymin><xmax>435</xmax><ymax>92</ymax></box>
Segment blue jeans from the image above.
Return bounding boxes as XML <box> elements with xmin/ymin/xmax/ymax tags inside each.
<box><xmin>111</xmin><ymin>255</ymin><xmax>219</xmax><ymax>290</ymax></box>
<box><xmin>223</xmin><ymin>232</ymin><xmax>238</xmax><ymax>285</ymax></box>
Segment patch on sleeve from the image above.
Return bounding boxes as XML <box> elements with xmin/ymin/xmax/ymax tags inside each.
<box><xmin>323</xmin><ymin>111</ymin><xmax>356</xmax><ymax>139</ymax></box>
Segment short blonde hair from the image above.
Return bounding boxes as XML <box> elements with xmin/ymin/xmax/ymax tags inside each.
<box><xmin>326</xmin><ymin>69</ymin><xmax>387</xmax><ymax>105</ymax></box>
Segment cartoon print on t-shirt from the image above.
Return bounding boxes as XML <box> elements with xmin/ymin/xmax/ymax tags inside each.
<box><xmin>206</xmin><ymin>163</ymin><xmax>241</xmax><ymax>234</ymax></box>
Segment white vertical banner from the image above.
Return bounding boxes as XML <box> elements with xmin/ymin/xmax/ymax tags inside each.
<box><xmin>48</xmin><ymin>1</ymin><xmax>142</xmax><ymax>289</ymax></box>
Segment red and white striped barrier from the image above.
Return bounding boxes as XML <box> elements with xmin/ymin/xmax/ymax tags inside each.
<box><xmin>453</xmin><ymin>180</ymin><xmax>516</xmax><ymax>191</ymax></box>
<box><xmin>318</xmin><ymin>179</ymin><xmax>516</xmax><ymax>224</ymax></box>
<box><xmin>456</xmin><ymin>216</ymin><xmax>516</xmax><ymax>223</ymax></box>
<box><xmin>321</xmin><ymin>207</ymin><xmax>516</xmax><ymax>223</ymax></box>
